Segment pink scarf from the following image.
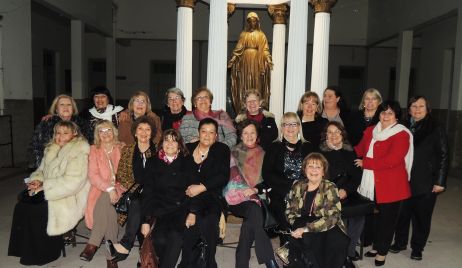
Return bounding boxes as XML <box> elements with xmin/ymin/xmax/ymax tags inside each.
<box><xmin>193</xmin><ymin>108</ymin><xmax>235</xmax><ymax>131</ymax></box>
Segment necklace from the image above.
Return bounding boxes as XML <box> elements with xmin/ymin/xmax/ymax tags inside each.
<box><xmin>195</xmin><ymin>146</ymin><xmax>210</xmax><ymax>172</ymax></box>
<box><xmin>104</xmin><ymin>145</ymin><xmax>114</xmax><ymax>155</ymax></box>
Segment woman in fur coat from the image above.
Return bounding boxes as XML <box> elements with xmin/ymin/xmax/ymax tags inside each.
<box><xmin>8</xmin><ymin>121</ymin><xmax>90</xmax><ymax>265</ymax></box>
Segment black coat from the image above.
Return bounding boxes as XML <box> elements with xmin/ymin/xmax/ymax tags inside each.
<box><xmin>185</xmin><ymin>141</ymin><xmax>230</xmax><ymax>213</ymax></box>
<box><xmin>262</xmin><ymin>140</ymin><xmax>315</xmax><ymax>199</ymax></box>
<box><xmin>297</xmin><ymin>112</ymin><xmax>329</xmax><ymax>149</ymax></box>
<box><xmin>235</xmin><ymin>110</ymin><xmax>279</xmax><ymax>152</ymax></box>
<box><xmin>346</xmin><ymin>110</ymin><xmax>380</xmax><ymax>146</ymax></box>
<box><xmin>406</xmin><ymin>116</ymin><xmax>449</xmax><ymax>196</ymax></box>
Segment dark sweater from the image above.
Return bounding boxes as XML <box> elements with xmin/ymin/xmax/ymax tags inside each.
<box><xmin>297</xmin><ymin>112</ymin><xmax>329</xmax><ymax>149</ymax></box>
<box><xmin>346</xmin><ymin>110</ymin><xmax>380</xmax><ymax>146</ymax></box>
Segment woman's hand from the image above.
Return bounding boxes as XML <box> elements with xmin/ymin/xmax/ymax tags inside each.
<box><xmin>141</xmin><ymin>223</ymin><xmax>151</xmax><ymax>237</ymax></box>
<box><xmin>354</xmin><ymin>159</ymin><xmax>363</xmax><ymax>168</ymax></box>
<box><xmin>338</xmin><ymin>189</ymin><xmax>347</xmax><ymax>200</ymax></box>
<box><xmin>27</xmin><ymin>180</ymin><xmax>43</xmax><ymax>191</ymax></box>
<box><xmin>109</xmin><ymin>189</ymin><xmax>119</xmax><ymax>204</ymax></box>
<box><xmin>242</xmin><ymin>188</ymin><xmax>257</xmax><ymax>197</ymax></box>
<box><xmin>185</xmin><ymin>213</ymin><xmax>196</xmax><ymax>228</ymax></box>
<box><xmin>185</xmin><ymin>184</ymin><xmax>206</xmax><ymax>197</ymax></box>
<box><xmin>291</xmin><ymin>228</ymin><xmax>306</xmax><ymax>239</ymax></box>
<box><xmin>432</xmin><ymin>185</ymin><xmax>445</xmax><ymax>193</ymax></box>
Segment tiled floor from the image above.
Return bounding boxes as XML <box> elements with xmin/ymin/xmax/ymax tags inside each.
<box><xmin>1</xmin><ymin>169</ymin><xmax>461</xmax><ymax>268</ymax></box>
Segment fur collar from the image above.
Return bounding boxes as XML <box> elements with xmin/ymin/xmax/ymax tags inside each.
<box><xmin>319</xmin><ymin>141</ymin><xmax>353</xmax><ymax>152</ymax></box>
<box><xmin>235</xmin><ymin>110</ymin><xmax>275</xmax><ymax>123</ymax></box>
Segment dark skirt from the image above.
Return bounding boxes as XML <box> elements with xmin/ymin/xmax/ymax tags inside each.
<box><xmin>8</xmin><ymin>190</ymin><xmax>63</xmax><ymax>266</ymax></box>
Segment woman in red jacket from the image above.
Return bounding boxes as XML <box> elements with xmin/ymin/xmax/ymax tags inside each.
<box><xmin>354</xmin><ymin>100</ymin><xmax>413</xmax><ymax>266</ymax></box>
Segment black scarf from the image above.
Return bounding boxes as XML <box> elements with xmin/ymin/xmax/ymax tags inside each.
<box><xmin>161</xmin><ymin>105</ymin><xmax>187</xmax><ymax>130</ymax></box>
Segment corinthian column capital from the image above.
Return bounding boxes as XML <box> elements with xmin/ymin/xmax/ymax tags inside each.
<box><xmin>227</xmin><ymin>3</ymin><xmax>236</xmax><ymax>19</ymax></box>
<box><xmin>175</xmin><ymin>0</ymin><xmax>197</xmax><ymax>9</ymax></box>
<box><xmin>268</xmin><ymin>4</ymin><xmax>289</xmax><ymax>24</ymax></box>
<box><xmin>309</xmin><ymin>0</ymin><xmax>337</xmax><ymax>13</ymax></box>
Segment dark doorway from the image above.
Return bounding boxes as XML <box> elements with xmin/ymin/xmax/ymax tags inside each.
<box><xmin>88</xmin><ymin>58</ymin><xmax>107</xmax><ymax>95</ymax></box>
<box><xmin>388</xmin><ymin>67</ymin><xmax>416</xmax><ymax>102</ymax></box>
<box><xmin>338</xmin><ymin>66</ymin><xmax>365</xmax><ymax>111</ymax></box>
<box><xmin>150</xmin><ymin>61</ymin><xmax>175</xmax><ymax>112</ymax></box>
<box><xmin>33</xmin><ymin>49</ymin><xmax>56</xmax><ymax>125</ymax></box>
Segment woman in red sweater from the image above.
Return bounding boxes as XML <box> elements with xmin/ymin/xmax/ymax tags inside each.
<box><xmin>354</xmin><ymin>100</ymin><xmax>413</xmax><ymax>266</ymax></box>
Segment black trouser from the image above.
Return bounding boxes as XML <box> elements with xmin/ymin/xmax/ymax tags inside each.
<box><xmin>392</xmin><ymin>192</ymin><xmax>437</xmax><ymax>252</ymax></box>
<box><xmin>229</xmin><ymin>201</ymin><xmax>274</xmax><ymax>268</ymax></box>
<box><xmin>179</xmin><ymin>199</ymin><xmax>221</xmax><ymax>268</ymax></box>
<box><xmin>120</xmin><ymin>198</ymin><xmax>144</xmax><ymax>250</ymax></box>
<box><xmin>343</xmin><ymin>216</ymin><xmax>365</xmax><ymax>257</ymax></box>
<box><xmin>153</xmin><ymin>209</ymin><xmax>187</xmax><ymax>268</ymax></box>
<box><xmin>269</xmin><ymin>194</ymin><xmax>290</xmax><ymax>246</ymax></box>
<box><xmin>373</xmin><ymin>200</ymin><xmax>403</xmax><ymax>256</ymax></box>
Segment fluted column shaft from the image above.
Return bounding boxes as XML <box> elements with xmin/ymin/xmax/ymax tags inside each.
<box><xmin>284</xmin><ymin>0</ymin><xmax>308</xmax><ymax>112</ymax></box>
<box><xmin>206</xmin><ymin>0</ymin><xmax>228</xmax><ymax>110</ymax></box>
<box><xmin>395</xmin><ymin>30</ymin><xmax>413</xmax><ymax>106</ymax></box>
<box><xmin>71</xmin><ymin>20</ymin><xmax>85</xmax><ymax>99</ymax></box>
<box><xmin>176</xmin><ymin>6</ymin><xmax>194</xmax><ymax>110</ymax></box>
<box><xmin>310</xmin><ymin>12</ymin><xmax>331</xmax><ymax>97</ymax></box>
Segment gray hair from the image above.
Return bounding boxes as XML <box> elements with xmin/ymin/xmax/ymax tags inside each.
<box><xmin>165</xmin><ymin>87</ymin><xmax>185</xmax><ymax>103</ymax></box>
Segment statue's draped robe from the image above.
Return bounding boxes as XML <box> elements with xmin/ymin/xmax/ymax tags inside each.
<box><xmin>230</xmin><ymin>30</ymin><xmax>272</xmax><ymax>112</ymax></box>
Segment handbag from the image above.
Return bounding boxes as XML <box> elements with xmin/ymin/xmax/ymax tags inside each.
<box><xmin>275</xmin><ymin>241</ymin><xmax>290</xmax><ymax>265</ymax></box>
<box><xmin>259</xmin><ymin>192</ymin><xmax>278</xmax><ymax>230</ymax></box>
<box><xmin>341</xmin><ymin>192</ymin><xmax>375</xmax><ymax>218</ymax></box>
<box><xmin>140</xmin><ymin>219</ymin><xmax>159</xmax><ymax>268</ymax></box>
<box><xmin>114</xmin><ymin>182</ymin><xmax>142</xmax><ymax>226</ymax></box>
<box><xmin>188</xmin><ymin>236</ymin><xmax>207</xmax><ymax>268</ymax></box>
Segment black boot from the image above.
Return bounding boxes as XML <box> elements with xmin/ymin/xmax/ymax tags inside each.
<box><xmin>265</xmin><ymin>259</ymin><xmax>279</xmax><ymax>268</ymax></box>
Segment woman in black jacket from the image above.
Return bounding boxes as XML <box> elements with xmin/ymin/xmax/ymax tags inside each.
<box><xmin>319</xmin><ymin>121</ymin><xmax>362</xmax><ymax>268</ymax></box>
<box><xmin>297</xmin><ymin>91</ymin><xmax>328</xmax><ymax>149</ymax></box>
<box><xmin>178</xmin><ymin>118</ymin><xmax>231</xmax><ymax>268</ymax></box>
<box><xmin>389</xmin><ymin>96</ymin><xmax>449</xmax><ymax>261</ymax></box>
<box><xmin>262</xmin><ymin>112</ymin><xmax>315</xmax><ymax>245</ymax></box>
<box><xmin>140</xmin><ymin>129</ymin><xmax>191</xmax><ymax>268</ymax></box>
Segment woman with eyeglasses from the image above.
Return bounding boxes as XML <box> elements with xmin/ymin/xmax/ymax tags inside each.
<box><xmin>118</xmin><ymin>91</ymin><xmax>162</xmax><ymax>146</ymax></box>
<box><xmin>262</xmin><ymin>112</ymin><xmax>315</xmax><ymax>246</ymax></box>
<box><xmin>161</xmin><ymin>87</ymin><xmax>189</xmax><ymax>131</ymax></box>
<box><xmin>354</xmin><ymin>100</ymin><xmax>413</xmax><ymax>266</ymax></box>
<box><xmin>180</xmin><ymin>87</ymin><xmax>237</xmax><ymax>148</ymax></box>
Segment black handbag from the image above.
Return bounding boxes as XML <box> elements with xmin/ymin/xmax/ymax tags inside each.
<box><xmin>114</xmin><ymin>183</ymin><xmax>142</xmax><ymax>225</ymax></box>
<box><xmin>260</xmin><ymin>193</ymin><xmax>279</xmax><ymax>230</ymax></box>
<box><xmin>341</xmin><ymin>192</ymin><xmax>375</xmax><ymax>218</ymax></box>
<box><xmin>186</xmin><ymin>236</ymin><xmax>207</xmax><ymax>268</ymax></box>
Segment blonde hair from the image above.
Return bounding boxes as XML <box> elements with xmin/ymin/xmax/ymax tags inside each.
<box><xmin>359</xmin><ymin>88</ymin><xmax>383</xmax><ymax>110</ymax></box>
<box><xmin>278</xmin><ymin>112</ymin><xmax>306</xmax><ymax>142</ymax></box>
<box><xmin>128</xmin><ymin>91</ymin><xmax>152</xmax><ymax>114</ymax></box>
<box><xmin>48</xmin><ymin>94</ymin><xmax>79</xmax><ymax>116</ymax></box>
<box><xmin>93</xmin><ymin>120</ymin><xmax>119</xmax><ymax>147</ymax></box>
<box><xmin>48</xmin><ymin>121</ymin><xmax>82</xmax><ymax>147</ymax></box>
<box><xmin>297</xmin><ymin>91</ymin><xmax>321</xmax><ymax>114</ymax></box>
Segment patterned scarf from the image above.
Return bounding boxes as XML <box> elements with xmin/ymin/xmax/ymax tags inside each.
<box><xmin>157</xmin><ymin>149</ymin><xmax>178</xmax><ymax>164</ymax></box>
<box><xmin>192</xmin><ymin>108</ymin><xmax>235</xmax><ymax>131</ymax></box>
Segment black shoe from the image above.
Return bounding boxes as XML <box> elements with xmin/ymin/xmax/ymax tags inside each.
<box><xmin>105</xmin><ymin>240</ymin><xmax>129</xmax><ymax>262</ymax></box>
<box><xmin>410</xmin><ymin>250</ymin><xmax>422</xmax><ymax>260</ymax></box>
<box><xmin>389</xmin><ymin>243</ymin><xmax>406</xmax><ymax>253</ymax></box>
<box><xmin>344</xmin><ymin>257</ymin><xmax>356</xmax><ymax>268</ymax></box>
<box><xmin>375</xmin><ymin>259</ymin><xmax>385</xmax><ymax>266</ymax></box>
<box><xmin>364</xmin><ymin>250</ymin><xmax>377</xmax><ymax>257</ymax></box>
<box><xmin>349</xmin><ymin>251</ymin><xmax>361</xmax><ymax>261</ymax></box>
<box><xmin>265</xmin><ymin>259</ymin><xmax>279</xmax><ymax>268</ymax></box>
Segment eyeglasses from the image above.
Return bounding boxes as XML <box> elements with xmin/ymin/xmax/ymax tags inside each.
<box><xmin>134</xmin><ymin>98</ymin><xmax>146</xmax><ymax>104</ymax></box>
<box><xmin>168</xmin><ymin>96</ymin><xmax>182</xmax><ymax>102</ymax></box>
<box><xmin>380</xmin><ymin>110</ymin><xmax>395</xmax><ymax>116</ymax></box>
<box><xmin>99</xmin><ymin>128</ymin><xmax>113</xmax><ymax>135</ymax></box>
<box><xmin>282</xmin><ymin>122</ymin><xmax>299</xmax><ymax>128</ymax></box>
<box><xmin>195</xmin><ymin>95</ymin><xmax>210</xmax><ymax>101</ymax></box>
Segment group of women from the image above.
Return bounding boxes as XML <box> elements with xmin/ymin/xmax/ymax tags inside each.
<box><xmin>8</xmin><ymin>84</ymin><xmax>448</xmax><ymax>268</ymax></box>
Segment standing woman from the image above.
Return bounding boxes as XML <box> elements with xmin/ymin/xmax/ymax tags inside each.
<box><xmin>297</xmin><ymin>91</ymin><xmax>328</xmax><ymax>149</ymax></box>
<box><xmin>107</xmin><ymin>116</ymin><xmax>157</xmax><ymax>263</ymax></box>
<box><xmin>389</xmin><ymin>96</ymin><xmax>449</xmax><ymax>260</ymax></box>
<box><xmin>140</xmin><ymin>129</ymin><xmax>191</xmax><ymax>268</ymax></box>
<box><xmin>319</xmin><ymin>121</ymin><xmax>363</xmax><ymax>268</ymax></box>
<box><xmin>180</xmin><ymin>87</ymin><xmax>237</xmax><ymax>147</ymax></box>
<box><xmin>262</xmin><ymin>112</ymin><xmax>315</xmax><ymax>245</ymax></box>
<box><xmin>234</xmin><ymin>90</ymin><xmax>278</xmax><ymax>151</ymax></box>
<box><xmin>9</xmin><ymin>121</ymin><xmax>90</xmax><ymax>265</ymax></box>
<box><xmin>179</xmin><ymin>118</ymin><xmax>230</xmax><ymax>268</ymax></box>
<box><xmin>29</xmin><ymin>94</ymin><xmax>90</xmax><ymax>169</ymax></box>
<box><xmin>79</xmin><ymin>120</ymin><xmax>123</xmax><ymax>268</ymax></box>
<box><xmin>82</xmin><ymin>86</ymin><xmax>124</xmax><ymax>143</ymax></box>
<box><xmin>161</xmin><ymin>87</ymin><xmax>188</xmax><ymax>130</ymax></box>
<box><xmin>347</xmin><ymin>88</ymin><xmax>382</xmax><ymax>146</ymax></box>
<box><xmin>223</xmin><ymin>119</ymin><xmax>278</xmax><ymax>268</ymax></box>
<box><xmin>118</xmin><ymin>90</ymin><xmax>162</xmax><ymax>145</ymax></box>
<box><xmin>354</xmin><ymin>100</ymin><xmax>413</xmax><ymax>266</ymax></box>
<box><xmin>321</xmin><ymin>86</ymin><xmax>349</xmax><ymax>126</ymax></box>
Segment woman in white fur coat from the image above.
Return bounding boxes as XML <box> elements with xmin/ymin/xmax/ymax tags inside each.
<box><xmin>8</xmin><ymin>121</ymin><xmax>90</xmax><ymax>265</ymax></box>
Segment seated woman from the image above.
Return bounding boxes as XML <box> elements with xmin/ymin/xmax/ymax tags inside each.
<box><xmin>180</xmin><ymin>87</ymin><xmax>237</xmax><ymax>147</ymax></box>
<box><xmin>140</xmin><ymin>129</ymin><xmax>191</xmax><ymax>268</ymax></box>
<box><xmin>107</xmin><ymin>116</ymin><xmax>157</xmax><ymax>264</ymax></box>
<box><xmin>178</xmin><ymin>118</ymin><xmax>230</xmax><ymax>268</ymax></box>
<box><xmin>79</xmin><ymin>120</ymin><xmax>123</xmax><ymax>268</ymax></box>
<box><xmin>8</xmin><ymin>121</ymin><xmax>90</xmax><ymax>265</ymax></box>
<box><xmin>319</xmin><ymin>121</ymin><xmax>363</xmax><ymax>268</ymax></box>
<box><xmin>223</xmin><ymin>119</ymin><xmax>278</xmax><ymax>268</ymax></box>
<box><xmin>285</xmin><ymin>153</ymin><xmax>349</xmax><ymax>268</ymax></box>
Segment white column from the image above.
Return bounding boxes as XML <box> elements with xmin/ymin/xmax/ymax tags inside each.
<box><xmin>71</xmin><ymin>20</ymin><xmax>85</xmax><ymax>99</ymax></box>
<box><xmin>270</xmin><ymin>24</ymin><xmax>286</xmax><ymax>125</ymax></box>
<box><xmin>284</xmin><ymin>0</ymin><xmax>308</xmax><ymax>113</ymax></box>
<box><xmin>106</xmin><ymin>37</ymin><xmax>116</xmax><ymax>99</ymax></box>
<box><xmin>395</xmin><ymin>30</ymin><xmax>413</xmax><ymax>106</ymax></box>
<box><xmin>310</xmin><ymin>12</ymin><xmax>331</xmax><ymax>97</ymax></box>
<box><xmin>176</xmin><ymin>6</ymin><xmax>194</xmax><ymax>110</ymax></box>
<box><xmin>0</xmin><ymin>25</ymin><xmax>5</xmax><ymax>115</ymax></box>
<box><xmin>206</xmin><ymin>0</ymin><xmax>228</xmax><ymax>110</ymax></box>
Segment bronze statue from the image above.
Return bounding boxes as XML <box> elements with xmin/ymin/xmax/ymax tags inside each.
<box><xmin>228</xmin><ymin>12</ymin><xmax>273</xmax><ymax>113</ymax></box>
